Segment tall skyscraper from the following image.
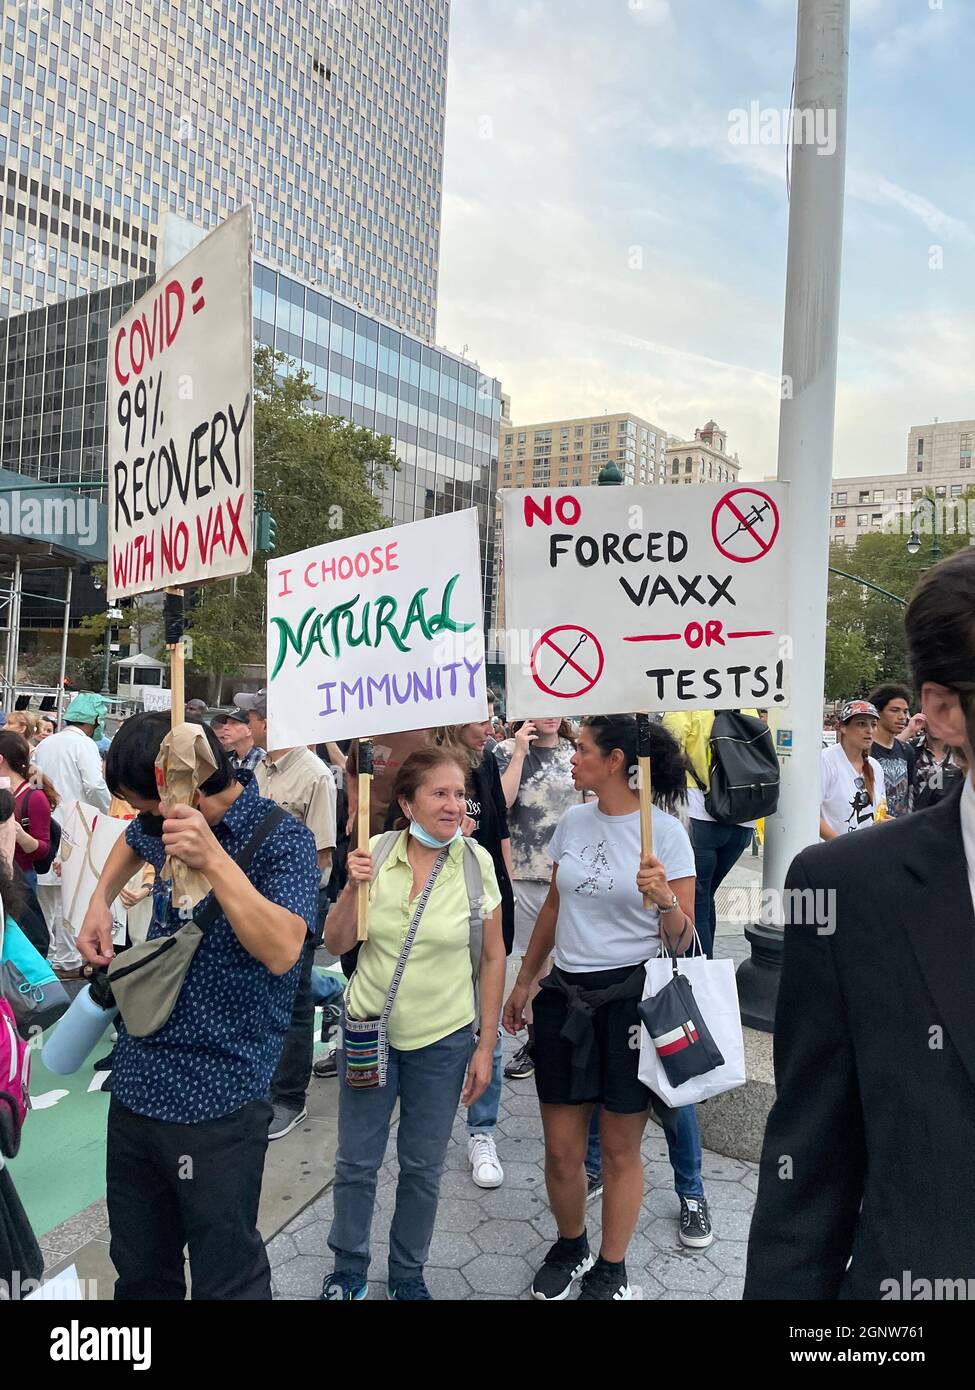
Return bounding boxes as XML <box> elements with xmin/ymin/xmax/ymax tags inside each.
<box><xmin>0</xmin><ymin>0</ymin><xmax>448</xmax><ymax>339</ymax></box>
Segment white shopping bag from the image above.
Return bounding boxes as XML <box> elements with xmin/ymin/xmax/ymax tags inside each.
<box><xmin>638</xmin><ymin>954</ymin><xmax>746</xmax><ymax>1106</ymax></box>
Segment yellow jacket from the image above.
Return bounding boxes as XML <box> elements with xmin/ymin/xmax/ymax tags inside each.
<box><xmin>662</xmin><ymin>710</ymin><xmax>759</xmax><ymax>792</ymax></box>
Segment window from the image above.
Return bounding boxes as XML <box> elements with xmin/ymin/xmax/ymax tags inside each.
<box><xmin>962</xmin><ymin>458</ymin><xmax>972</xmax><ymax>470</ymax></box>
<box><xmin>935</xmin><ymin>485</ymin><xmax>946</xmax><ymax>497</ymax></box>
<box><xmin>917</xmin><ymin>460</ymin><xmax>924</xmax><ymax>472</ymax></box>
<box><xmin>671</xmin><ymin>460</ymin><xmax>679</xmax><ymax>475</ymax></box>
<box><xmin>858</xmin><ymin>491</ymin><xmax>869</xmax><ymax>503</ymax></box>
<box><xmin>575</xmin><ymin>425</ymin><xmax>584</xmax><ymax>438</ymax></box>
<box><xmin>911</xmin><ymin>487</ymin><xmax>923</xmax><ymax>500</ymax></box>
<box><xmin>684</xmin><ymin>459</ymin><xmax>692</xmax><ymax>474</ymax></box>
<box><xmin>951</xmin><ymin>484</ymin><xmax>963</xmax><ymax>497</ymax></box>
<box><xmin>896</xmin><ymin>489</ymin><xmax>907</xmax><ymax>502</ymax></box>
<box><xmin>873</xmin><ymin>489</ymin><xmax>884</xmax><ymax>502</ymax></box>
<box><xmin>835</xmin><ymin>515</ymin><xmax>846</xmax><ymax>528</ymax></box>
<box><xmin>517</xmin><ymin>433</ymin><xmax>525</xmax><ymax>444</ymax></box>
<box><xmin>917</xmin><ymin>437</ymin><xmax>924</xmax><ymax>454</ymax></box>
<box><xmin>504</xmin><ymin>433</ymin><xmax>512</xmax><ymax>445</ymax></box>
<box><xmin>836</xmin><ymin>491</ymin><xmax>847</xmax><ymax>505</ymax></box>
<box><xmin>871</xmin><ymin>513</ymin><xmax>883</xmax><ymax>529</ymax></box>
<box><xmin>857</xmin><ymin>513</ymin><xmax>868</xmax><ymax>527</ymax></box>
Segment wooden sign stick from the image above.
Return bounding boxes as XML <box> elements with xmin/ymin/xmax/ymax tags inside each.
<box><xmin>356</xmin><ymin>738</ymin><xmax>374</xmax><ymax>942</ymax></box>
<box><xmin>163</xmin><ymin>588</ymin><xmax>185</xmax><ymax>727</ymax></box>
<box><xmin>637</xmin><ymin>713</ymin><xmax>654</xmax><ymax>909</ymax></box>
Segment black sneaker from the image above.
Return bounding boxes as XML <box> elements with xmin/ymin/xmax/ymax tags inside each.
<box><xmin>320</xmin><ymin>1001</ymin><xmax>342</xmax><ymax>1044</ymax></box>
<box><xmin>504</xmin><ymin>1042</ymin><xmax>534</xmax><ymax>1080</ymax></box>
<box><xmin>679</xmin><ymin>1195</ymin><xmax>713</xmax><ymax>1248</ymax></box>
<box><xmin>578</xmin><ymin>1259</ymin><xmax>639</xmax><ymax>1301</ymax></box>
<box><xmin>531</xmin><ymin>1236</ymin><xmax>593</xmax><ymax>1301</ymax></box>
<box><xmin>313</xmin><ymin>1052</ymin><xmax>339</xmax><ymax>1079</ymax></box>
<box><xmin>586</xmin><ymin>1170</ymin><xmax>603</xmax><ymax>1202</ymax></box>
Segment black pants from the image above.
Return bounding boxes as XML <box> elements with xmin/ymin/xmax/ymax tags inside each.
<box><xmin>106</xmin><ymin>1095</ymin><xmax>273</xmax><ymax>1300</ymax></box>
<box><xmin>270</xmin><ymin>935</ymin><xmax>316</xmax><ymax>1109</ymax></box>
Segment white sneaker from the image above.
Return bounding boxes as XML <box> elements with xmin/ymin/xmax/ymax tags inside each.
<box><xmin>468</xmin><ymin>1132</ymin><xmax>504</xmax><ymax>1188</ymax></box>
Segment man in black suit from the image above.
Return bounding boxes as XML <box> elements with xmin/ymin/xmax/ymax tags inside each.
<box><xmin>745</xmin><ymin>549</ymin><xmax>975</xmax><ymax>1299</ymax></box>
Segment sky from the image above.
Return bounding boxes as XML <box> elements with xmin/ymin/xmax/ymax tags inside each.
<box><xmin>435</xmin><ymin>0</ymin><xmax>975</xmax><ymax>481</ymax></box>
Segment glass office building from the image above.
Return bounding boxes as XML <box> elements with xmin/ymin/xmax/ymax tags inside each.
<box><xmin>0</xmin><ymin>264</ymin><xmax>501</xmax><ymax>625</ymax></box>
<box><xmin>0</xmin><ymin>0</ymin><xmax>448</xmax><ymax>340</ymax></box>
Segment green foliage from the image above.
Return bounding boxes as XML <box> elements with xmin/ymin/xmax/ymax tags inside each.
<box><xmin>185</xmin><ymin>344</ymin><xmax>399</xmax><ymax>680</ymax></box>
<box><xmin>825</xmin><ymin>491</ymin><xmax>975</xmax><ymax>699</ymax></box>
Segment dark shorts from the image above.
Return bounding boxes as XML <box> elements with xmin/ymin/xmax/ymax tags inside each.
<box><xmin>532</xmin><ymin>965</ymin><xmax>653</xmax><ymax>1115</ymax></box>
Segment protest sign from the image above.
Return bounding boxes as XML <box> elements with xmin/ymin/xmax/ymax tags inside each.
<box><xmin>266</xmin><ymin>508</ymin><xmax>488</xmax><ymax>747</ymax></box>
<box><xmin>502</xmin><ymin>483</ymin><xmax>790</xmax><ymax>717</ymax></box>
<box><xmin>107</xmin><ymin>205</ymin><xmax>254</xmax><ymax>600</ymax></box>
<box><xmin>141</xmin><ymin>687</ymin><xmax>173</xmax><ymax>712</ymax></box>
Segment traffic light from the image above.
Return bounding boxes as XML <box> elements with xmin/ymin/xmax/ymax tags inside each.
<box><xmin>255</xmin><ymin>509</ymin><xmax>277</xmax><ymax>553</ymax></box>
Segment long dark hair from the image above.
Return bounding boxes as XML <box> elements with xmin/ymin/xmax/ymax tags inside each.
<box><xmin>0</xmin><ymin>787</ymin><xmax>25</xmax><ymax>922</ymax></box>
<box><xmin>389</xmin><ymin>748</ymin><xmax>471</xmax><ymax>831</ymax></box>
<box><xmin>582</xmin><ymin>715</ymin><xmax>688</xmax><ymax>815</ymax></box>
<box><xmin>0</xmin><ymin>730</ymin><xmax>58</xmax><ymax>808</ymax></box>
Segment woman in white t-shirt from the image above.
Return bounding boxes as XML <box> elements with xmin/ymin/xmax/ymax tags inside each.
<box><xmin>503</xmin><ymin>715</ymin><xmax>697</xmax><ymax>1302</ymax></box>
<box><xmin>820</xmin><ymin>700</ymin><xmax>887</xmax><ymax>839</ymax></box>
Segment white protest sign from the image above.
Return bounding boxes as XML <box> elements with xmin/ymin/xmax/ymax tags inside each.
<box><xmin>502</xmin><ymin>483</ymin><xmax>790</xmax><ymax>716</ymax></box>
<box><xmin>266</xmin><ymin>508</ymin><xmax>488</xmax><ymax>747</ymax></box>
<box><xmin>141</xmin><ymin>686</ymin><xmax>173</xmax><ymax>711</ymax></box>
<box><xmin>107</xmin><ymin>205</ymin><xmax>254</xmax><ymax>600</ymax></box>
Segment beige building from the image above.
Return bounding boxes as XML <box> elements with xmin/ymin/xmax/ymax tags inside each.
<box><xmin>830</xmin><ymin>418</ymin><xmax>975</xmax><ymax>545</ymax></box>
<box><xmin>500</xmin><ymin>411</ymin><xmax>669</xmax><ymax>489</ymax></box>
<box><xmin>663</xmin><ymin>420</ymin><xmax>742</xmax><ymax>487</ymax></box>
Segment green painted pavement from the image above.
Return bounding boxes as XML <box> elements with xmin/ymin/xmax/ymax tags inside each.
<box><xmin>8</xmin><ymin>1038</ymin><xmax>111</xmax><ymax>1239</ymax></box>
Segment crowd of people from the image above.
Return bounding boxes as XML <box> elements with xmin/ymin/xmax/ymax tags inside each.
<box><xmin>2</xmin><ymin>544</ymin><xmax>973</xmax><ymax>1303</ymax></box>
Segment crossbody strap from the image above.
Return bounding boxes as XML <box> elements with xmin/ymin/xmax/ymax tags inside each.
<box><xmin>194</xmin><ymin>804</ymin><xmax>288</xmax><ymax>932</ymax></box>
<box><xmin>379</xmin><ymin>846</ymin><xmax>450</xmax><ymax>1029</ymax></box>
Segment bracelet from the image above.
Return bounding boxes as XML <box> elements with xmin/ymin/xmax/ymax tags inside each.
<box><xmin>658</xmin><ymin>894</ymin><xmax>680</xmax><ymax>914</ymax></box>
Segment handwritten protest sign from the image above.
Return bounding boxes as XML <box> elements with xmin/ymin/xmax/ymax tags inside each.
<box><xmin>502</xmin><ymin>483</ymin><xmax>790</xmax><ymax>716</ymax></box>
<box><xmin>266</xmin><ymin>509</ymin><xmax>488</xmax><ymax>747</ymax></box>
<box><xmin>107</xmin><ymin>206</ymin><xmax>254</xmax><ymax>600</ymax></box>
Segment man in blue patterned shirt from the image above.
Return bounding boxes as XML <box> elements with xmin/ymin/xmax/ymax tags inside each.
<box><xmin>78</xmin><ymin>712</ymin><xmax>319</xmax><ymax>1301</ymax></box>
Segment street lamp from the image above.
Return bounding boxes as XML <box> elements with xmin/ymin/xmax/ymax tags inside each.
<box><xmin>908</xmin><ymin>496</ymin><xmax>941</xmax><ymax>564</ymax></box>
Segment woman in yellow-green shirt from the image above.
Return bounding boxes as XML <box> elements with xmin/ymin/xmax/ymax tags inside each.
<box><xmin>321</xmin><ymin>747</ymin><xmax>505</xmax><ymax>1302</ymax></box>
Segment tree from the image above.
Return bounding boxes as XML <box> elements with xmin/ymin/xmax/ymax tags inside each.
<box><xmin>826</xmin><ymin>488</ymin><xmax>975</xmax><ymax>697</ymax></box>
<box><xmin>185</xmin><ymin>345</ymin><xmax>399</xmax><ymax>693</ymax></box>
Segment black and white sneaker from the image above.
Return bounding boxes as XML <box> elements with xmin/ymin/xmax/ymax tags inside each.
<box><xmin>679</xmin><ymin>1195</ymin><xmax>713</xmax><ymax>1248</ymax></box>
<box><xmin>585</xmin><ymin>1170</ymin><xmax>603</xmax><ymax>1202</ymax></box>
<box><xmin>504</xmin><ymin>1042</ymin><xmax>534</xmax><ymax>1080</ymax></box>
<box><xmin>578</xmin><ymin>1259</ymin><xmax>640</xmax><ymax>1301</ymax></box>
<box><xmin>531</xmin><ymin>1236</ymin><xmax>594</xmax><ymax>1301</ymax></box>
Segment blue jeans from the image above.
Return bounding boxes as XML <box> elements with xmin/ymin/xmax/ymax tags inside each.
<box><xmin>328</xmin><ymin>1022</ymin><xmax>472</xmax><ymax>1282</ymax></box>
<box><xmin>585</xmin><ymin>1101</ymin><xmax>704</xmax><ymax>1199</ymax></box>
<box><xmin>466</xmin><ymin>1032</ymin><xmax>503</xmax><ymax>1135</ymax></box>
<box><xmin>689</xmin><ymin>819</ymin><xmax>754</xmax><ymax>956</ymax></box>
<box><xmin>311</xmin><ymin>970</ymin><xmax>347</xmax><ymax>1007</ymax></box>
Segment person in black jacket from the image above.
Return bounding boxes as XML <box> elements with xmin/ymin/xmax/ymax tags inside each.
<box><xmin>429</xmin><ymin>708</ymin><xmax>515</xmax><ymax>1192</ymax></box>
<box><xmin>745</xmin><ymin>547</ymin><xmax>975</xmax><ymax>1299</ymax></box>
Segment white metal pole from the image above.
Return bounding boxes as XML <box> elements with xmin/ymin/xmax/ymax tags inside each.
<box><xmin>739</xmin><ymin>0</ymin><xmax>850</xmax><ymax>1028</ymax></box>
<box><xmin>765</xmin><ymin>0</ymin><xmax>850</xmax><ymax>903</ymax></box>
<box><xmin>57</xmin><ymin>568</ymin><xmax>73</xmax><ymax>724</ymax></box>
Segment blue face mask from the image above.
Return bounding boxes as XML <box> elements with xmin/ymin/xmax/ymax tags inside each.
<box><xmin>406</xmin><ymin>804</ymin><xmax>462</xmax><ymax>849</ymax></box>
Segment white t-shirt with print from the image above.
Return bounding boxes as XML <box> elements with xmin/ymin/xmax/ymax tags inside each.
<box><xmin>820</xmin><ymin>742</ymin><xmax>886</xmax><ymax>837</ymax></box>
<box><xmin>549</xmin><ymin>802</ymin><xmax>695</xmax><ymax>971</ymax></box>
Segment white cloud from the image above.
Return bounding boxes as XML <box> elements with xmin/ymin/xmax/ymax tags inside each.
<box><xmin>847</xmin><ymin>170</ymin><xmax>974</xmax><ymax>245</ymax></box>
<box><xmin>628</xmin><ymin>0</ymin><xmax>672</xmax><ymax>26</ymax></box>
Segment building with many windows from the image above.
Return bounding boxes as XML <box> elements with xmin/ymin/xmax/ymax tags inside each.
<box><xmin>829</xmin><ymin>418</ymin><xmax>975</xmax><ymax>545</ymax></box>
<box><xmin>663</xmin><ymin>420</ymin><xmax>742</xmax><ymax>487</ymax></box>
<box><xmin>0</xmin><ymin>265</ymin><xmax>502</xmax><ymax>630</ymax></box>
<box><xmin>0</xmin><ymin>0</ymin><xmax>448</xmax><ymax>339</ymax></box>
<box><xmin>500</xmin><ymin>411</ymin><xmax>669</xmax><ymax>489</ymax></box>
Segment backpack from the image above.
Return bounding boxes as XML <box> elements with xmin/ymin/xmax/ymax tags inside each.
<box><xmin>19</xmin><ymin>789</ymin><xmax>61</xmax><ymax>874</ymax></box>
<box><xmin>0</xmin><ymin>996</ymin><xmax>31</xmax><ymax>1159</ymax></box>
<box><xmin>692</xmin><ymin>711</ymin><xmax>780</xmax><ymax>825</ymax></box>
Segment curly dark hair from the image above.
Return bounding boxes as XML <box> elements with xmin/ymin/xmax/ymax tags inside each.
<box><xmin>582</xmin><ymin>714</ymin><xmax>689</xmax><ymax>816</ymax></box>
